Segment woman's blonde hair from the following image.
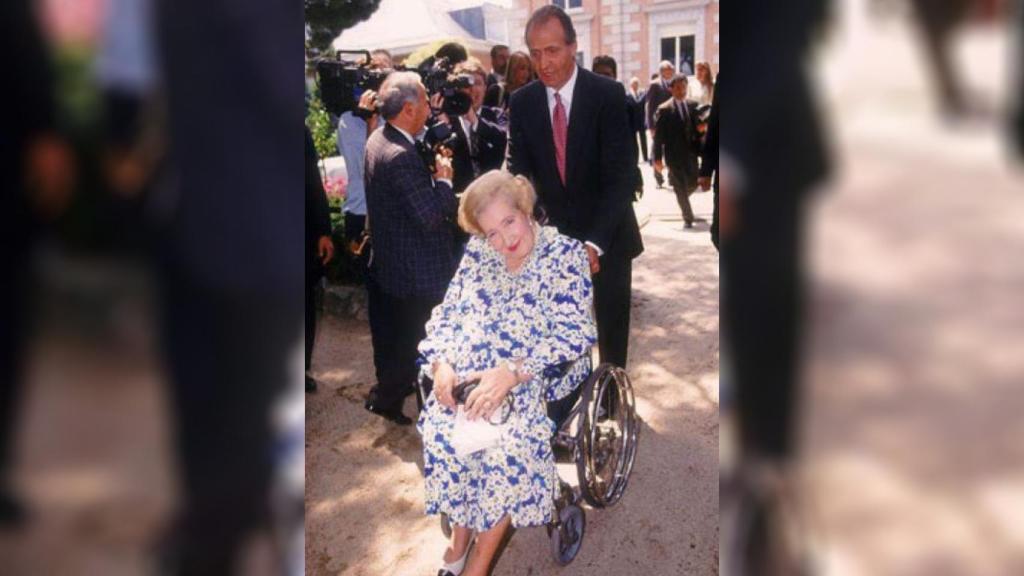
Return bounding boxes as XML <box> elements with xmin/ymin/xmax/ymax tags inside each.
<box><xmin>458</xmin><ymin>170</ymin><xmax>536</xmax><ymax>236</ymax></box>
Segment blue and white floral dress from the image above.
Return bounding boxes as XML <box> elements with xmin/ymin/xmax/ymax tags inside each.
<box><xmin>417</xmin><ymin>225</ymin><xmax>597</xmax><ymax>532</ymax></box>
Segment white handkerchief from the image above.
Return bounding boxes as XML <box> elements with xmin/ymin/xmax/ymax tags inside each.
<box><xmin>451</xmin><ymin>406</ymin><xmax>505</xmax><ymax>457</ymax></box>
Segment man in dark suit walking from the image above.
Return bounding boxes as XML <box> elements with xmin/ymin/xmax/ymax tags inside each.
<box><xmin>508</xmin><ymin>5</ymin><xmax>643</xmax><ymax>370</ymax></box>
<box><xmin>363</xmin><ymin>71</ymin><xmax>458</xmax><ymax>425</ymax></box>
<box><xmin>653</xmin><ymin>74</ymin><xmax>703</xmax><ymax>228</ymax></box>
<box><xmin>699</xmin><ymin>74</ymin><xmax>720</xmax><ymax>250</ymax></box>
<box><xmin>627</xmin><ymin>77</ymin><xmax>649</xmax><ymax>163</ymax></box>
<box><xmin>646</xmin><ymin>60</ymin><xmax>676</xmax><ymax>188</ymax></box>
<box><xmin>305</xmin><ymin>127</ymin><xmax>335</xmax><ymax>393</ymax></box>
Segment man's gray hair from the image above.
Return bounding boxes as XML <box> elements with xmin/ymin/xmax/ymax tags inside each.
<box><xmin>378</xmin><ymin>71</ymin><xmax>422</xmax><ymax>121</ymax></box>
<box><xmin>659</xmin><ymin>60</ymin><xmax>675</xmax><ymax>71</ymax></box>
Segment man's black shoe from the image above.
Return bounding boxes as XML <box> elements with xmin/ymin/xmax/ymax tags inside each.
<box><xmin>305</xmin><ymin>375</ymin><xmax>317</xmax><ymax>393</ymax></box>
<box><xmin>364</xmin><ymin>401</ymin><xmax>413</xmax><ymax>426</ymax></box>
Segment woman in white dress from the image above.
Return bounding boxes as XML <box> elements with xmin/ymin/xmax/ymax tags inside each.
<box><xmin>417</xmin><ymin>170</ymin><xmax>596</xmax><ymax>576</ymax></box>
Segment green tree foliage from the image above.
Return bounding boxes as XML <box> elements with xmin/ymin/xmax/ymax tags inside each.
<box><xmin>305</xmin><ymin>94</ymin><xmax>336</xmax><ymax>161</ymax></box>
<box><xmin>305</xmin><ymin>0</ymin><xmax>382</xmax><ymax>56</ymax></box>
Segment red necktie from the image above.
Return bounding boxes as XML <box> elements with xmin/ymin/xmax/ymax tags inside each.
<box><xmin>553</xmin><ymin>92</ymin><xmax>568</xmax><ymax>185</ymax></box>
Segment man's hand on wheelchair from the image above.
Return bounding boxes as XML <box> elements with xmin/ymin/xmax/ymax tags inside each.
<box><xmin>432</xmin><ymin>361</ymin><xmax>458</xmax><ymax>410</ymax></box>
<box><xmin>462</xmin><ymin>366</ymin><xmax>517</xmax><ymax>421</ymax></box>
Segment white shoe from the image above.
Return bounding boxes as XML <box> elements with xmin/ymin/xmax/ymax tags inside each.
<box><xmin>437</xmin><ymin>540</ymin><xmax>472</xmax><ymax>576</ymax></box>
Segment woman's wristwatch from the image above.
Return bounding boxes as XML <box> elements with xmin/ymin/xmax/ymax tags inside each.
<box><xmin>504</xmin><ymin>359</ymin><xmax>522</xmax><ymax>382</ymax></box>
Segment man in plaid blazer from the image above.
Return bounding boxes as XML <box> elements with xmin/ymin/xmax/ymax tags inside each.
<box><xmin>364</xmin><ymin>71</ymin><xmax>457</xmax><ymax>425</ymax></box>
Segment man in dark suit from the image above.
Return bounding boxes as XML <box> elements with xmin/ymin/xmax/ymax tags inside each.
<box><xmin>154</xmin><ymin>0</ymin><xmax>305</xmax><ymax>571</ymax></box>
<box><xmin>646</xmin><ymin>60</ymin><xmax>676</xmax><ymax>188</ymax></box>
<box><xmin>699</xmin><ymin>74</ymin><xmax>720</xmax><ymax>251</ymax></box>
<box><xmin>627</xmin><ymin>77</ymin><xmax>649</xmax><ymax>163</ymax></box>
<box><xmin>725</xmin><ymin>0</ymin><xmax>830</xmax><ymax>469</ymax></box>
<box><xmin>508</xmin><ymin>5</ymin><xmax>643</xmax><ymax>370</ymax></box>
<box><xmin>722</xmin><ymin>7</ymin><xmax>831</xmax><ymax>570</ymax></box>
<box><xmin>653</xmin><ymin>74</ymin><xmax>702</xmax><ymax>228</ymax></box>
<box><xmin>486</xmin><ymin>44</ymin><xmax>509</xmax><ymax>88</ymax></box>
<box><xmin>305</xmin><ymin>127</ymin><xmax>335</xmax><ymax>393</ymax></box>
<box><xmin>364</xmin><ymin>71</ymin><xmax>458</xmax><ymax>425</ymax></box>
<box><xmin>429</xmin><ymin>59</ymin><xmax>506</xmax><ymax>258</ymax></box>
<box><xmin>720</xmin><ymin>0</ymin><xmax>833</xmax><ymax>568</ymax></box>
<box><xmin>446</xmin><ymin>60</ymin><xmax>508</xmax><ymax>194</ymax></box>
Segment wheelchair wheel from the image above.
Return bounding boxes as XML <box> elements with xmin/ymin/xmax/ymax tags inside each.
<box><xmin>575</xmin><ymin>363</ymin><xmax>639</xmax><ymax>508</ymax></box>
<box><xmin>547</xmin><ymin>504</ymin><xmax>585</xmax><ymax>566</ymax></box>
<box><xmin>440</xmin><ymin>513</ymin><xmax>452</xmax><ymax>538</ymax></box>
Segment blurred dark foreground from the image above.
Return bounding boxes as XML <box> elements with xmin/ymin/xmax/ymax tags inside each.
<box><xmin>721</xmin><ymin>0</ymin><xmax>1024</xmax><ymax>575</ymax></box>
<box><xmin>2</xmin><ymin>0</ymin><xmax>304</xmax><ymax>574</ymax></box>
<box><xmin>5</xmin><ymin>0</ymin><xmax>1024</xmax><ymax>575</ymax></box>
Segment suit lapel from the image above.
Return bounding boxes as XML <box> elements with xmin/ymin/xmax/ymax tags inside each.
<box><xmin>531</xmin><ymin>82</ymin><xmax>559</xmax><ymax>191</ymax></box>
<box><xmin>565</xmin><ymin>68</ymin><xmax>593</xmax><ymax>191</ymax></box>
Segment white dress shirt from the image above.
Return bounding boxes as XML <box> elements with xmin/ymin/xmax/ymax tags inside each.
<box><xmin>545</xmin><ymin>65</ymin><xmax>578</xmax><ymax>125</ymax></box>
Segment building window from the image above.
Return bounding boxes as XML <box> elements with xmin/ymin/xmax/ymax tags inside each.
<box><xmin>552</xmin><ymin>0</ymin><xmax>583</xmax><ymax>10</ymax></box>
<box><xmin>661</xmin><ymin>34</ymin><xmax>695</xmax><ymax>76</ymax></box>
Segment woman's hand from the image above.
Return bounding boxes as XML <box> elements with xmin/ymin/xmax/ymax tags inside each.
<box><xmin>432</xmin><ymin>361</ymin><xmax>458</xmax><ymax>410</ymax></box>
<box><xmin>463</xmin><ymin>365</ymin><xmax>518</xmax><ymax>421</ymax></box>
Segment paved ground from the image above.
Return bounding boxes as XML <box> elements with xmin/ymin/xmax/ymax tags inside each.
<box><xmin>0</xmin><ymin>259</ymin><xmax>286</xmax><ymax>576</ymax></box>
<box><xmin>0</xmin><ymin>260</ymin><xmax>173</xmax><ymax>576</ymax></box>
<box><xmin>305</xmin><ymin>163</ymin><xmax>720</xmax><ymax>575</ymax></box>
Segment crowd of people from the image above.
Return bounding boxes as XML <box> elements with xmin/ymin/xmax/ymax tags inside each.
<box><xmin>306</xmin><ymin>5</ymin><xmax>719</xmax><ymax>574</ymax></box>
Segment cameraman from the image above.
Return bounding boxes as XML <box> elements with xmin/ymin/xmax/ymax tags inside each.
<box><xmin>425</xmin><ymin>57</ymin><xmax>505</xmax><ymax>259</ymax></box>
<box><xmin>336</xmin><ymin>50</ymin><xmax>390</xmax><ymax>259</ymax></box>
<box><xmin>362</xmin><ymin>72</ymin><xmax>457</xmax><ymax>425</ymax></box>
<box><xmin>431</xmin><ymin>59</ymin><xmax>507</xmax><ymax>195</ymax></box>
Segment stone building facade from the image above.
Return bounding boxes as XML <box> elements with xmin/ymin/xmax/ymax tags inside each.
<box><xmin>495</xmin><ymin>0</ymin><xmax>719</xmax><ymax>83</ymax></box>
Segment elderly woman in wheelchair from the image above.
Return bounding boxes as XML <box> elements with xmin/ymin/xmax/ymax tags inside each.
<box><xmin>416</xmin><ymin>170</ymin><xmax>638</xmax><ymax>575</ymax></box>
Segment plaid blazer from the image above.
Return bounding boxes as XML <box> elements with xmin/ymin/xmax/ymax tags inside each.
<box><xmin>365</xmin><ymin>123</ymin><xmax>458</xmax><ymax>299</ymax></box>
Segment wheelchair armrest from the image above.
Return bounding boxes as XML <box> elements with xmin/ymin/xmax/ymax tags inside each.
<box><xmin>541</xmin><ymin>360</ymin><xmax>578</xmax><ymax>380</ymax></box>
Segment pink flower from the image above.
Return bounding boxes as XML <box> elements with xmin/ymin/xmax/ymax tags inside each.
<box><xmin>323</xmin><ymin>175</ymin><xmax>347</xmax><ymax>201</ymax></box>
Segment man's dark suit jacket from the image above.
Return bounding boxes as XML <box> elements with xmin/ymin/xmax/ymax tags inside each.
<box><xmin>157</xmin><ymin>0</ymin><xmax>304</xmax><ymax>296</ymax></box>
<box><xmin>305</xmin><ymin>127</ymin><xmax>332</xmax><ymax>283</ymax></box>
<box><xmin>507</xmin><ymin>67</ymin><xmax>642</xmax><ymax>261</ymax></box>
<box><xmin>450</xmin><ymin>108</ymin><xmax>508</xmax><ymax>193</ymax></box>
<box><xmin>645</xmin><ymin>79</ymin><xmax>672</xmax><ymax>134</ymax></box>
<box><xmin>627</xmin><ymin>89</ymin><xmax>647</xmax><ymax>132</ymax></box>
<box><xmin>702</xmin><ymin>75</ymin><xmax>720</xmax><ymax>249</ymax></box>
<box><xmin>700</xmin><ymin>75</ymin><xmax>719</xmax><ymax>181</ymax></box>
<box><xmin>728</xmin><ymin>0</ymin><xmax>830</xmax><ymax>196</ymax></box>
<box><xmin>653</xmin><ymin>98</ymin><xmax>702</xmax><ymax>187</ymax></box>
<box><xmin>365</xmin><ymin>123</ymin><xmax>458</xmax><ymax>300</ymax></box>
<box><xmin>3</xmin><ymin>0</ymin><xmax>54</xmax><ymax>249</ymax></box>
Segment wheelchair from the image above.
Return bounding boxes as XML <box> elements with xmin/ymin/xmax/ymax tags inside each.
<box><xmin>419</xmin><ymin>360</ymin><xmax>640</xmax><ymax>566</ymax></box>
